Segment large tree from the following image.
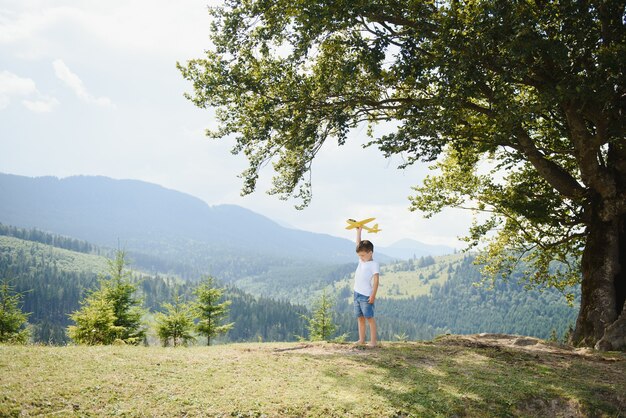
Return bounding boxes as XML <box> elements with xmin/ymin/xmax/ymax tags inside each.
<box><xmin>179</xmin><ymin>1</ymin><xmax>626</xmax><ymax>350</ymax></box>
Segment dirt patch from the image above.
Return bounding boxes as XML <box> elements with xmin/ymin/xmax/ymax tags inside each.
<box><xmin>264</xmin><ymin>336</ymin><xmax>624</xmax><ymax>364</ymax></box>
<box><xmin>271</xmin><ymin>342</ymin><xmax>370</xmax><ymax>356</ymax></box>
<box><xmin>435</xmin><ymin>333</ymin><xmax>623</xmax><ymax>361</ymax></box>
<box><xmin>515</xmin><ymin>397</ymin><xmax>585</xmax><ymax>418</ymax></box>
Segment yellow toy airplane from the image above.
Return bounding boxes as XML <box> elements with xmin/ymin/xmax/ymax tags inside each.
<box><xmin>345</xmin><ymin>218</ymin><xmax>382</xmax><ymax>233</ymax></box>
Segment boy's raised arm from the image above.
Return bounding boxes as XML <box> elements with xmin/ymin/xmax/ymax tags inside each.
<box><xmin>356</xmin><ymin>226</ymin><xmax>362</xmax><ymax>247</ymax></box>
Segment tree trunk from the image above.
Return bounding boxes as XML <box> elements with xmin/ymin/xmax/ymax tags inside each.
<box><xmin>573</xmin><ymin>213</ymin><xmax>626</xmax><ymax>350</ymax></box>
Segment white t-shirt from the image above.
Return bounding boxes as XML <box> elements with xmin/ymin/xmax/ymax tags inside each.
<box><xmin>354</xmin><ymin>260</ymin><xmax>380</xmax><ymax>297</ymax></box>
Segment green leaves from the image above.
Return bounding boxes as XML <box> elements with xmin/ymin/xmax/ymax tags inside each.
<box><xmin>412</xmin><ymin>145</ymin><xmax>584</xmax><ymax>293</ymax></box>
<box><xmin>180</xmin><ymin>1</ymin><xmax>415</xmax><ymax>205</ymax></box>
<box><xmin>180</xmin><ymin>0</ymin><xmax>625</xmax><ymax>300</ymax></box>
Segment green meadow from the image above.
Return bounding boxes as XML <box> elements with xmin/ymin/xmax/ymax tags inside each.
<box><xmin>2</xmin><ymin>336</ymin><xmax>624</xmax><ymax>417</ymax></box>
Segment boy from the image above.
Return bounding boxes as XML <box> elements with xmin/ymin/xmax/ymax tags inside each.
<box><xmin>354</xmin><ymin>226</ymin><xmax>380</xmax><ymax>347</ymax></box>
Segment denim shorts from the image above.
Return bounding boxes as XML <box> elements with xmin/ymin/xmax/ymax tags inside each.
<box><xmin>354</xmin><ymin>291</ymin><xmax>374</xmax><ymax>318</ymax></box>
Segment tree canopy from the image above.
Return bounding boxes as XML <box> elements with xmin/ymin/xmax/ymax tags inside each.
<box><xmin>179</xmin><ymin>1</ymin><xmax>626</xmax><ymax>350</ymax></box>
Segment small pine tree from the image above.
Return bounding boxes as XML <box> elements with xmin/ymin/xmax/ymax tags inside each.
<box><xmin>101</xmin><ymin>251</ymin><xmax>146</xmax><ymax>344</ymax></box>
<box><xmin>306</xmin><ymin>290</ymin><xmax>337</xmax><ymax>342</ymax></box>
<box><xmin>68</xmin><ymin>250</ymin><xmax>146</xmax><ymax>345</ymax></box>
<box><xmin>0</xmin><ymin>280</ymin><xmax>31</xmax><ymax>344</ymax></box>
<box><xmin>68</xmin><ymin>292</ymin><xmax>122</xmax><ymax>345</ymax></box>
<box><xmin>155</xmin><ymin>292</ymin><xmax>196</xmax><ymax>347</ymax></box>
<box><xmin>193</xmin><ymin>277</ymin><xmax>234</xmax><ymax>346</ymax></box>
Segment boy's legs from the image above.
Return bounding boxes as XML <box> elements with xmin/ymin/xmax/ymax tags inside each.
<box><xmin>354</xmin><ymin>292</ymin><xmax>368</xmax><ymax>344</ymax></box>
<box><xmin>366</xmin><ymin>317</ymin><xmax>377</xmax><ymax>346</ymax></box>
<box><xmin>357</xmin><ymin>316</ymin><xmax>366</xmax><ymax>344</ymax></box>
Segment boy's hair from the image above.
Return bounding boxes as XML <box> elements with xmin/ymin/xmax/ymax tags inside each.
<box><xmin>356</xmin><ymin>240</ymin><xmax>374</xmax><ymax>253</ymax></box>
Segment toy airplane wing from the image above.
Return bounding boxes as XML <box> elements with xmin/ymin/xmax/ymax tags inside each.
<box><xmin>345</xmin><ymin>218</ymin><xmax>376</xmax><ymax>230</ymax></box>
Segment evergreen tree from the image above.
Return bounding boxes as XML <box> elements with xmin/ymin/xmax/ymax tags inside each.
<box><xmin>101</xmin><ymin>251</ymin><xmax>146</xmax><ymax>344</ymax></box>
<box><xmin>305</xmin><ymin>290</ymin><xmax>337</xmax><ymax>342</ymax></box>
<box><xmin>193</xmin><ymin>276</ymin><xmax>233</xmax><ymax>346</ymax></box>
<box><xmin>68</xmin><ymin>250</ymin><xmax>146</xmax><ymax>345</ymax></box>
<box><xmin>155</xmin><ymin>292</ymin><xmax>196</xmax><ymax>347</ymax></box>
<box><xmin>67</xmin><ymin>292</ymin><xmax>122</xmax><ymax>345</ymax></box>
<box><xmin>0</xmin><ymin>280</ymin><xmax>31</xmax><ymax>344</ymax></box>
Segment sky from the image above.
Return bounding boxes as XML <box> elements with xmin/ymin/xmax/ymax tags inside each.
<box><xmin>0</xmin><ymin>0</ymin><xmax>475</xmax><ymax>248</ymax></box>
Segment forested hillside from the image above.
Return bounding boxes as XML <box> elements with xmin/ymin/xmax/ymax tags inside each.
<box><xmin>1</xmin><ymin>223</ymin><xmax>580</xmax><ymax>345</ymax></box>
<box><xmin>0</xmin><ymin>229</ymin><xmax>309</xmax><ymax>344</ymax></box>
<box><xmin>330</xmin><ymin>254</ymin><xmax>580</xmax><ymax>342</ymax></box>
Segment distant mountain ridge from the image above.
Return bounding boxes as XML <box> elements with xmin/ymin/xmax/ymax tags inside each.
<box><xmin>379</xmin><ymin>238</ymin><xmax>455</xmax><ymax>260</ymax></box>
<box><xmin>0</xmin><ymin>173</ymin><xmax>358</xmax><ymax>262</ymax></box>
<box><xmin>0</xmin><ymin>173</ymin><xmax>453</xmax><ymax>281</ymax></box>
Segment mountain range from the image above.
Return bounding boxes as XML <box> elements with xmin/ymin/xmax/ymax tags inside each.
<box><xmin>0</xmin><ymin>173</ymin><xmax>454</xmax><ymax>276</ymax></box>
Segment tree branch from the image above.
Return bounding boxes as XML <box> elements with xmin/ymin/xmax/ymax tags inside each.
<box><xmin>514</xmin><ymin>128</ymin><xmax>587</xmax><ymax>201</ymax></box>
<box><xmin>356</xmin><ymin>17</ymin><xmax>406</xmax><ymax>48</ymax></box>
<box><xmin>563</xmin><ymin>105</ymin><xmax>616</xmax><ymax>197</ymax></box>
<box><xmin>364</xmin><ymin>12</ymin><xmax>433</xmax><ymax>32</ymax></box>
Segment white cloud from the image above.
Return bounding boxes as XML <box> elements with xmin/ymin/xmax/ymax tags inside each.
<box><xmin>0</xmin><ymin>70</ymin><xmax>58</xmax><ymax>112</ymax></box>
<box><xmin>0</xmin><ymin>70</ymin><xmax>37</xmax><ymax>108</ymax></box>
<box><xmin>52</xmin><ymin>59</ymin><xmax>114</xmax><ymax>107</ymax></box>
<box><xmin>22</xmin><ymin>96</ymin><xmax>60</xmax><ymax>112</ymax></box>
<box><xmin>0</xmin><ymin>1</ymin><xmax>215</xmax><ymax>59</ymax></box>
<box><xmin>0</xmin><ymin>5</ymin><xmax>77</xmax><ymax>59</ymax></box>
<box><xmin>0</xmin><ymin>7</ymin><xmax>45</xmax><ymax>44</ymax></box>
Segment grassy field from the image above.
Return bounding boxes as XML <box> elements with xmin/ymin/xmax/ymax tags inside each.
<box><xmin>1</xmin><ymin>335</ymin><xmax>624</xmax><ymax>417</ymax></box>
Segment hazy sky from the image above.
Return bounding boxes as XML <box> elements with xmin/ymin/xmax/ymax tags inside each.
<box><xmin>0</xmin><ymin>0</ymin><xmax>475</xmax><ymax>248</ymax></box>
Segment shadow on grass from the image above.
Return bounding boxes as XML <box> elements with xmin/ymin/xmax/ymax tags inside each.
<box><xmin>314</xmin><ymin>342</ymin><xmax>625</xmax><ymax>417</ymax></box>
